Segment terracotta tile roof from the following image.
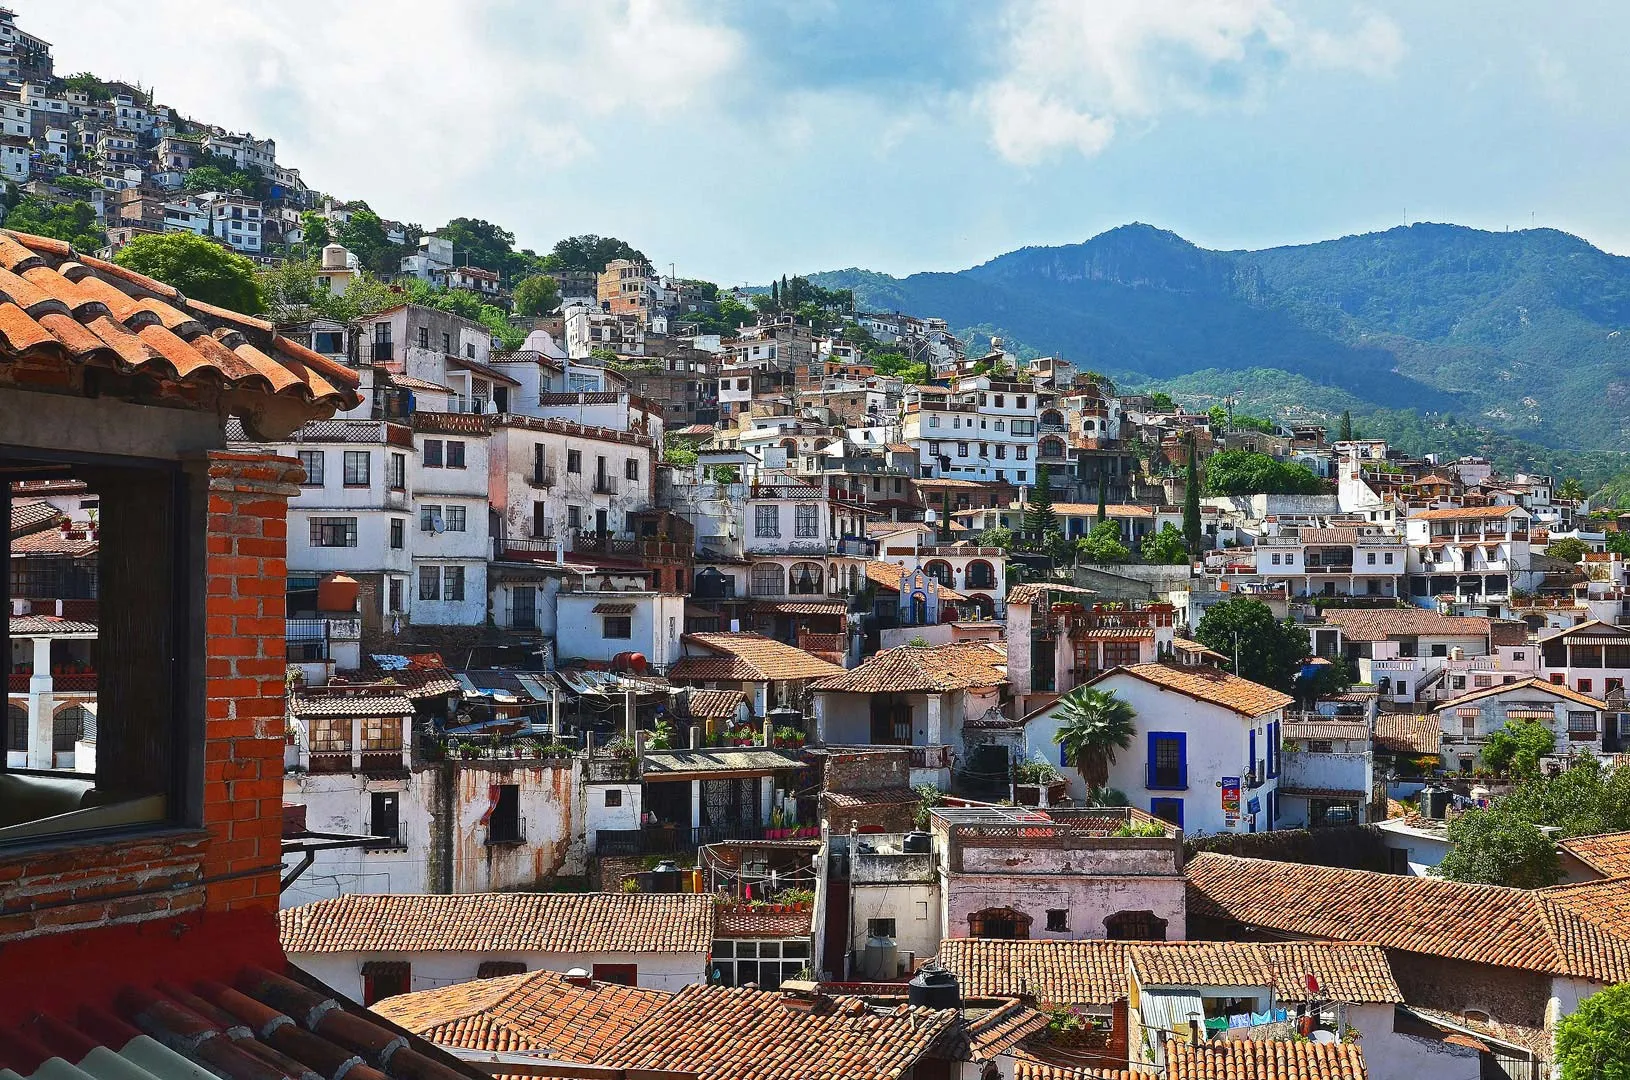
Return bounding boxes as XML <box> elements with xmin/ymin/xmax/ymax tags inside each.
<box><xmin>1088</xmin><ymin>663</ymin><xmax>1293</xmax><ymax>718</ymax></box>
<box><xmin>1007</xmin><ymin>582</ymin><xmax>1098</xmax><ymax>606</ymax></box>
<box><xmin>290</xmin><ymin>692</ymin><xmax>415</xmax><ymax>717</ymax></box>
<box><xmin>1168</xmin><ymin>1041</ymin><xmax>1368</xmax><ymax>1080</ymax></box>
<box><xmin>8</xmin><ymin>526</ymin><xmax>97</xmax><ymax>555</ymax></box>
<box><xmin>966</xmin><ymin>1000</ymin><xmax>1051</xmax><ymax>1057</ymax></box>
<box><xmin>675</xmin><ymin>632</ymin><xmax>844</xmax><ymax>682</ymax></box>
<box><xmin>1186</xmin><ymin>853</ymin><xmax>1630</xmax><ymax>981</ymax></box>
<box><xmin>865</xmin><ymin>560</ymin><xmax>968</xmax><ymax>601</ymax></box>
<box><xmin>371</xmin><ymin>970</ymin><xmax>670</xmax><ymax>1065</ymax></box>
<box><xmin>0</xmin><ymin>229</ymin><xmax>359</xmax><ymax>426</ymax></box>
<box><xmin>8</xmin><ymin>496</ymin><xmax>61</xmax><ymax>536</ymax></box>
<box><xmin>821</xmin><ymin>787</ymin><xmax>921</xmax><ymax>809</ymax></box>
<box><xmin>1433</xmin><ymin>676</ymin><xmax>1606</xmax><ymax>713</ymax></box>
<box><xmin>750</xmin><ymin>599</ymin><xmax>849</xmax><ymax>616</ymax></box>
<box><xmin>1318</xmin><ymin>608</ymin><xmax>1491</xmax><ymax>641</ymax></box>
<box><xmin>814</xmin><ymin>642</ymin><xmax>1007</xmax><ymax>694</ymax></box>
<box><xmin>8</xmin><ymin>613</ymin><xmax>96</xmax><ymax>634</ymax></box>
<box><xmin>1412</xmin><ymin>505</ymin><xmax>1523</xmax><ymax>520</ymax></box>
<box><xmin>1559</xmin><ymin>832</ymin><xmax>1630</xmax><ymax>877</ymax></box>
<box><xmin>1172</xmin><ymin>637</ymin><xmax>1228</xmax><ymax>661</ymax></box>
<box><xmin>1538</xmin><ymin>618</ymin><xmax>1630</xmax><ymax>642</ymax></box>
<box><xmin>386</xmin><ymin>372</ymin><xmax>456</xmax><ymax>394</ymax></box>
<box><xmin>1242</xmin><ymin>942</ymin><xmax>1402</xmax><ymax>1003</ymax></box>
<box><xmin>676</xmin><ymin>687</ymin><xmax>749</xmax><ymax>721</ymax></box>
<box><xmin>279</xmin><ymin>893</ymin><xmax>714</xmax><ymax>955</ymax></box>
<box><xmin>1050</xmin><ymin>503</ymin><xmax>1156</xmax><ymax>518</ymax></box>
<box><xmin>936</xmin><ymin>939</ymin><xmax>1129</xmax><ymax>1005</ymax></box>
<box><xmin>1282</xmin><ymin>719</ymin><xmax>1369</xmax><ymax>741</ymax></box>
<box><xmin>1014</xmin><ymin>1062</ymin><xmax>1120</xmax><ymax>1080</ymax></box>
<box><xmin>1373</xmin><ymin>713</ymin><xmax>1441</xmax><ymax>755</ymax></box>
<box><xmin>599</xmin><ymin>985</ymin><xmax>959</xmax><ymax>1080</ymax></box>
<box><xmin>1489</xmin><ymin>620</ymin><xmax>1530</xmax><ymax>647</ymax></box>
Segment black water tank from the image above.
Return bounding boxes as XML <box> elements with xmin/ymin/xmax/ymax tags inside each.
<box><xmin>908</xmin><ymin>965</ymin><xmax>961</xmax><ymax>1010</ymax></box>
<box><xmin>1422</xmin><ymin>787</ymin><xmax>1450</xmax><ymax>820</ymax></box>
<box><xmin>902</xmin><ymin>831</ymin><xmax>932</xmax><ymax>854</ymax></box>
<box><xmin>650</xmin><ymin>860</ymin><xmax>683</xmax><ymax>893</ymax></box>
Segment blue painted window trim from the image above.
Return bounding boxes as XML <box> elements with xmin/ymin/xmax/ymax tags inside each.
<box><xmin>1146</xmin><ymin>731</ymin><xmax>1187</xmax><ymax>791</ymax></box>
<box><xmin>1150</xmin><ymin>797</ymin><xmax>1184</xmax><ymax>829</ymax></box>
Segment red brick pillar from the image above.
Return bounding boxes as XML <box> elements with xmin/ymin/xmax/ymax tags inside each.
<box><xmin>200</xmin><ymin>450</ymin><xmax>302</xmax><ymax>911</ymax></box>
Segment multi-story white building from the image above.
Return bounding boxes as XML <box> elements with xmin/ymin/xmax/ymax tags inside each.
<box><xmin>1406</xmin><ymin>504</ymin><xmax>1533</xmax><ymax>606</ymax></box>
<box><xmin>903</xmin><ymin>377</ymin><xmax>1041</xmax><ymax>485</ymax></box>
<box><xmin>410</xmin><ymin>414</ymin><xmax>492</xmax><ymax>628</ymax></box>
<box><xmin>198</xmin><ymin>191</ymin><xmax>264</xmax><ymax>253</ymax></box>
<box><xmin>1253</xmin><ymin>522</ymin><xmax>1407</xmax><ymax>600</ymax></box>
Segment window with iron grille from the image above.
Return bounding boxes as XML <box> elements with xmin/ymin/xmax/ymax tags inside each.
<box><xmin>417</xmin><ymin>326</ymin><xmax>429</xmax><ymax>348</ymax></box>
<box><xmin>419</xmin><ymin>505</ymin><xmax>441</xmax><ymax>532</ymax></box>
<box><xmin>794</xmin><ymin>504</ymin><xmax>819</xmax><ymax>538</ymax></box>
<box><xmin>755</xmin><ymin>505</ymin><xmax>780</xmax><ymax>538</ymax></box>
<box><xmin>567</xmin><ymin>449</ymin><xmax>582</xmax><ymax>474</ymax></box>
<box><xmin>751</xmin><ymin>564</ymin><xmax>785</xmax><ymax>596</ymax></box>
<box><xmin>310</xmin><ymin>517</ymin><xmax>358</xmax><ymax>547</ymax></box>
<box><xmin>390</xmin><ymin>520</ymin><xmax>404</xmax><ymax>549</ymax></box>
<box><xmin>626</xmin><ymin>458</ymin><xmax>640</xmax><ymax>481</ymax></box>
<box><xmin>297</xmin><ymin>449</ymin><xmax>324</xmax><ymax>486</ymax></box>
<box><xmin>444</xmin><ymin>566</ymin><xmax>465</xmax><ymax>601</ymax></box>
<box><xmin>1569</xmin><ymin>712</ymin><xmax>1597</xmax><ymax>736</ymax></box>
<box><xmin>445</xmin><ymin>505</ymin><xmax>466</xmax><ymax>532</ymax></box>
<box><xmin>603</xmin><ymin>616</ymin><xmax>632</xmax><ymax>639</ymax></box>
<box><xmin>418</xmin><ymin>565</ymin><xmax>440</xmax><ymax>601</ymax></box>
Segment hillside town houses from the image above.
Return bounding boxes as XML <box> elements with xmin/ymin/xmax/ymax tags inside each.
<box><xmin>8</xmin><ymin>10</ymin><xmax>1630</xmax><ymax>1079</ymax></box>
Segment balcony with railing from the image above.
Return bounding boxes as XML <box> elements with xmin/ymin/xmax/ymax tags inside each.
<box><xmin>528</xmin><ymin>466</ymin><xmax>557</xmax><ymax>488</ymax></box>
<box><xmin>595</xmin><ymin>820</ymin><xmax>811</xmax><ymax>856</ymax></box>
<box><xmin>485</xmin><ymin>816</ymin><xmax>527</xmax><ymax>846</ymax></box>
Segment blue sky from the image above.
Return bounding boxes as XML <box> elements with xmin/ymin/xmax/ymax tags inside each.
<box><xmin>35</xmin><ymin>1</ymin><xmax>1630</xmax><ymax>283</ymax></box>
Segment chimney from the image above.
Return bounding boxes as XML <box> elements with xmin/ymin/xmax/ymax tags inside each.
<box><xmin>624</xmin><ymin>689</ymin><xmax>637</xmax><ymax>742</ymax></box>
<box><xmin>689</xmin><ymin>724</ymin><xmax>702</xmax><ymax>750</ymax></box>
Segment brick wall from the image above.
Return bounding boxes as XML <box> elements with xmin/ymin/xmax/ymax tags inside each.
<box><xmin>826</xmin><ymin>750</ymin><xmax>912</xmax><ymax>793</ymax></box>
<box><xmin>0</xmin><ymin>451</ymin><xmax>301</xmax><ymax>940</ymax></box>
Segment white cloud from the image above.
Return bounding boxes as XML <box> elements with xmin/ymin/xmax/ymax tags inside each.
<box><xmin>980</xmin><ymin>0</ymin><xmax>1405</xmax><ymax>165</ymax></box>
<box><xmin>27</xmin><ymin>0</ymin><xmax>741</xmax><ymax>215</ymax></box>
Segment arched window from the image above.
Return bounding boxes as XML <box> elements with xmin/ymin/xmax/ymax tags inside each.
<box><xmin>1040</xmin><ymin>437</ymin><xmax>1066</xmax><ymax>459</ymax></box>
<box><xmin>924</xmin><ymin>560</ymin><xmax>953</xmax><ymax>587</ymax></box>
<box><xmin>53</xmin><ymin>704</ymin><xmax>89</xmax><ymax>752</ymax></box>
<box><xmin>1104</xmin><ymin>910</ymin><xmax>1169</xmax><ymax>941</ymax></box>
<box><xmin>848</xmin><ymin>564</ymin><xmax>861</xmax><ymax>593</ymax></box>
<box><xmin>6</xmin><ymin>703</ymin><xmax>25</xmax><ymax>753</ymax></box>
<box><xmin>1041</xmin><ymin>409</ymin><xmax>1064</xmax><ymax>426</ymax></box>
<box><xmin>967</xmin><ymin>593</ymin><xmax>996</xmax><ymax>618</ymax></box>
<box><xmin>750</xmin><ymin>563</ymin><xmax>786</xmax><ymax>597</ymax></box>
<box><xmin>967</xmin><ymin>560</ymin><xmax>996</xmax><ymax>589</ymax></box>
<box><xmin>969</xmin><ymin>906</ymin><xmax>1032</xmax><ymax>939</ymax></box>
<box><xmin>789</xmin><ymin>561</ymin><xmax>824</xmax><ymax>595</ymax></box>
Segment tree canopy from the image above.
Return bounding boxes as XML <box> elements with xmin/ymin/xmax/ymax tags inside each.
<box><xmin>1203</xmin><ymin>449</ymin><xmax>1328</xmax><ymax>496</ymax></box>
<box><xmin>3</xmin><ymin>198</ymin><xmax>103</xmax><ymax>251</ymax></box>
<box><xmin>512</xmin><ymin>274</ymin><xmax>561</xmax><ymax>317</ymax></box>
<box><xmin>115</xmin><ymin>233</ymin><xmax>264</xmax><ymax>314</ymax></box>
<box><xmin>1077</xmin><ymin>520</ymin><xmax>1131</xmax><ymax>564</ymax></box>
<box><xmin>1436</xmin><ymin>808</ymin><xmax>1560</xmax><ymax>888</ymax></box>
<box><xmin>1022</xmin><ymin>466</ymin><xmax>1058</xmax><ymax>543</ymax></box>
<box><xmin>1557</xmin><ymin>983</ymin><xmax>1630</xmax><ymax>1080</ymax></box>
<box><xmin>1053</xmin><ymin>687</ymin><xmax>1137</xmax><ymax>792</ymax></box>
<box><xmin>1193</xmin><ymin>597</ymin><xmax>1310</xmax><ymax>692</ymax></box>
<box><xmin>1546</xmin><ymin>537</ymin><xmax>1588</xmax><ymax>564</ymax></box>
<box><xmin>545</xmin><ymin>234</ymin><xmax>646</xmax><ymax>273</ymax></box>
<box><xmin>1482</xmin><ymin>719</ymin><xmax>1556</xmax><ymax>778</ymax></box>
<box><xmin>1141</xmin><ymin>523</ymin><xmax>1189</xmax><ymax>565</ymax></box>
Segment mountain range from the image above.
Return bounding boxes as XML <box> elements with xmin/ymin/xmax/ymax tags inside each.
<box><xmin>809</xmin><ymin>223</ymin><xmax>1630</xmax><ymax>454</ymax></box>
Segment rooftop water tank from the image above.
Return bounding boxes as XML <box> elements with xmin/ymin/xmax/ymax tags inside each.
<box><xmin>908</xmin><ymin>964</ymin><xmax>960</xmax><ymax>1011</ymax></box>
<box><xmin>902</xmin><ymin>831</ymin><xmax>932</xmax><ymax>854</ymax></box>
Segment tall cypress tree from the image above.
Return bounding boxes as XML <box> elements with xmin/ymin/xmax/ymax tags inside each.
<box><xmin>1024</xmin><ymin>464</ymin><xmax>1058</xmax><ymax>545</ymax></box>
<box><xmin>770</xmin><ymin>279</ymin><xmax>779</xmax><ymax>309</ymax></box>
<box><xmin>1338</xmin><ymin>410</ymin><xmax>1353</xmax><ymax>441</ymax></box>
<box><xmin>1183</xmin><ymin>431</ymin><xmax>1202</xmax><ymax>557</ymax></box>
<box><xmin>1096</xmin><ymin>467</ymin><xmax>1108</xmax><ymax>523</ymax></box>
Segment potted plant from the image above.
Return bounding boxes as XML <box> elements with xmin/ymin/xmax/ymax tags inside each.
<box><xmin>1013</xmin><ymin>754</ymin><xmax>1066</xmax><ymax>806</ymax></box>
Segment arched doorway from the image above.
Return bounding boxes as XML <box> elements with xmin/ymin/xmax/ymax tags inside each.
<box><xmin>966</xmin><ymin>559</ymin><xmax>996</xmax><ymax>589</ymax></box>
<box><xmin>967</xmin><ymin>593</ymin><xmax>996</xmax><ymax>618</ymax></box>
<box><xmin>789</xmin><ymin>561</ymin><xmax>824</xmax><ymax>595</ymax></box>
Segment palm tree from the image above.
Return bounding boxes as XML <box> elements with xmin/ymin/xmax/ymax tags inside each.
<box><xmin>1053</xmin><ymin>686</ymin><xmax>1137</xmax><ymax>793</ymax></box>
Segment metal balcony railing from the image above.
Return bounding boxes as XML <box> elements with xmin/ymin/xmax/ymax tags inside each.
<box><xmin>529</xmin><ymin>467</ymin><xmax>557</xmax><ymax>488</ymax></box>
<box><xmin>486</xmin><ymin>816</ymin><xmax>526</xmax><ymax>846</ymax></box>
<box><xmin>593</xmin><ymin>476</ymin><xmax>619</xmax><ymax>495</ymax></box>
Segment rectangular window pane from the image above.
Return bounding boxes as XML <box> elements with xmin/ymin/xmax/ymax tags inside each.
<box><xmin>446</xmin><ymin>441</ymin><xmax>466</xmax><ymax>468</ymax></box>
<box><xmin>423</xmin><ymin>440</ymin><xmax>443</xmax><ymax>467</ymax></box>
<box><xmin>297</xmin><ymin>449</ymin><xmax>323</xmax><ymax>486</ymax></box>
<box><xmin>418</xmin><ymin>565</ymin><xmax>440</xmax><ymax>600</ymax></box>
<box><xmin>343</xmin><ymin>451</ymin><xmax>370</xmax><ymax>486</ymax></box>
<box><xmin>446</xmin><ymin>506</ymin><xmax>466</xmax><ymax>532</ymax></box>
<box><xmin>444</xmin><ymin>566</ymin><xmax>465</xmax><ymax>601</ymax></box>
<box><xmin>309</xmin><ymin>517</ymin><xmax>358</xmax><ymax>547</ymax></box>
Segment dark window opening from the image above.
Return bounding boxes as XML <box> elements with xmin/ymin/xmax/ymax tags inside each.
<box><xmin>487</xmin><ymin>784</ymin><xmax>521</xmax><ymax>844</ymax></box>
<box><xmin>477</xmin><ymin>961</ymin><xmax>527</xmax><ymax>979</ymax></box>
<box><xmin>1045</xmin><ymin>909</ymin><xmax>1068</xmax><ymax>933</ymax></box>
<box><xmin>1104</xmin><ymin>910</ymin><xmax>1169</xmax><ymax>941</ymax></box>
<box><xmin>368</xmin><ymin>791</ymin><xmax>400</xmax><ymax>848</ymax></box>
<box><xmin>593</xmin><ymin>963</ymin><xmax>638</xmax><ymax>986</ymax></box>
<box><xmin>867</xmin><ymin>918</ymin><xmax>896</xmax><ymax>938</ymax></box>
<box><xmin>362</xmin><ymin>961</ymin><xmax>410</xmax><ymax>1005</ymax></box>
<box><xmin>604</xmin><ymin>788</ymin><xmax>622</xmax><ymax>807</ymax></box>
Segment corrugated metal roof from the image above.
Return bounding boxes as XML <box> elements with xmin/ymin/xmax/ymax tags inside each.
<box><xmin>1139</xmin><ymin>988</ymin><xmax>1204</xmax><ymax>1035</ymax></box>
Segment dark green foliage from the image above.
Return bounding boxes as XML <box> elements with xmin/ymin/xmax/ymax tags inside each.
<box><xmin>1193</xmin><ymin>597</ymin><xmax>1310</xmax><ymax>692</ymax></box>
<box><xmin>1148</xmin><ymin>391</ymin><xmax>1175</xmax><ymax>410</ymax></box>
<box><xmin>1481</xmin><ymin>719</ymin><xmax>1557</xmax><ymax>777</ymax></box>
<box><xmin>1557</xmin><ymin>984</ymin><xmax>1630</xmax><ymax>1080</ymax></box>
<box><xmin>1182</xmin><ymin>431</ymin><xmax>1202</xmax><ymax>556</ymax></box>
<box><xmin>1338</xmin><ymin>410</ymin><xmax>1353</xmax><ymax>441</ymax></box>
<box><xmin>545</xmin><ymin>234</ymin><xmax>646</xmax><ymax>272</ymax></box>
<box><xmin>114</xmin><ymin>233</ymin><xmax>263</xmax><ymax>314</ymax></box>
<box><xmin>1203</xmin><ymin>450</ymin><xmax>1327</xmax><ymax>496</ymax></box>
<box><xmin>1077</xmin><ymin>520</ymin><xmax>1130</xmax><ymax>564</ymax></box>
<box><xmin>439</xmin><ymin>217</ymin><xmax>545</xmax><ymax>281</ymax></box>
<box><xmin>1022</xmin><ymin>465</ymin><xmax>1058</xmax><ymax>542</ymax></box>
<box><xmin>1141</xmin><ymin>523</ymin><xmax>1189</xmax><ymax>565</ymax></box>
<box><xmin>1546</xmin><ymin>537</ymin><xmax>1589</xmax><ymax>564</ymax></box>
<box><xmin>1436</xmin><ymin>809</ymin><xmax>1560</xmax><ymax>888</ymax></box>
<box><xmin>336</xmin><ymin>209</ymin><xmax>398</xmax><ymax>275</ymax></box>
<box><xmin>299</xmin><ymin>210</ymin><xmax>330</xmax><ymax>250</ymax></box>
<box><xmin>512</xmin><ymin>274</ymin><xmax>561</xmax><ymax>316</ymax></box>
<box><xmin>4</xmin><ymin>198</ymin><xmax>103</xmax><ymax>251</ymax></box>
<box><xmin>976</xmin><ymin>526</ymin><xmax>1014</xmax><ymax>552</ymax></box>
<box><xmin>1053</xmin><ymin>687</ymin><xmax>1137</xmax><ymax>792</ymax></box>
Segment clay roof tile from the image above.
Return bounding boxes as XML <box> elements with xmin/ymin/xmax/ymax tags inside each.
<box><xmin>0</xmin><ymin>301</ymin><xmax>56</xmax><ymax>351</ymax></box>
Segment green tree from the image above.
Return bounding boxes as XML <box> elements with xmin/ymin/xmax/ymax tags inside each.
<box><xmin>1338</xmin><ymin>410</ymin><xmax>1354</xmax><ymax>441</ymax></box>
<box><xmin>1141</xmin><ymin>523</ymin><xmax>1189</xmax><ymax>565</ymax></box>
<box><xmin>1482</xmin><ymin>719</ymin><xmax>1557</xmax><ymax>778</ymax></box>
<box><xmin>336</xmin><ymin>209</ymin><xmax>393</xmax><ymax>273</ymax></box>
<box><xmin>512</xmin><ymin>274</ymin><xmax>561</xmax><ymax>317</ymax></box>
<box><xmin>1182</xmin><ymin>431</ymin><xmax>1202</xmax><ymax>557</ymax></box>
<box><xmin>1193</xmin><ymin>597</ymin><xmax>1311</xmax><ymax>692</ymax></box>
<box><xmin>299</xmin><ymin>210</ymin><xmax>330</xmax><ymax>250</ymax></box>
<box><xmin>1203</xmin><ymin>449</ymin><xmax>1328</xmax><ymax>496</ymax></box>
<box><xmin>1557</xmin><ymin>983</ymin><xmax>1630</xmax><ymax>1080</ymax></box>
<box><xmin>546</xmin><ymin>234</ymin><xmax>646</xmax><ymax>272</ymax></box>
<box><xmin>115</xmin><ymin>233</ymin><xmax>264</xmax><ymax>314</ymax></box>
<box><xmin>1435</xmin><ymin>807</ymin><xmax>1560</xmax><ymax>888</ymax></box>
<box><xmin>3</xmin><ymin>198</ymin><xmax>103</xmax><ymax>250</ymax></box>
<box><xmin>1052</xmin><ymin>686</ymin><xmax>1138</xmax><ymax>792</ymax></box>
<box><xmin>663</xmin><ymin>443</ymin><xmax>699</xmax><ymax>467</ymax></box>
<box><xmin>976</xmin><ymin>526</ymin><xmax>1015</xmax><ymax>552</ymax></box>
<box><xmin>589</xmin><ymin>347</ymin><xmax>620</xmax><ymax>365</ymax></box>
<box><xmin>870</xmin><ymin>351</ymin><xmax>913</xmax><ymax>375</ymax></box>
<box><xmin>1096</xmin><ymin>468</ymin><xmax>1108</xmax><ymax>523</ymax></box>
<box><xmin>1078</xmin><ymin>520</ymin><xmax>1131</xmax><ymax>564</ymax></box>
<box><xmin>1608</xmin><ymin>531</ymin><xmax>1630</xmax><ymax>558</ymax></box>
<box><xmin>1149</xmin><ymin>391</ymin><xmax>1175</xmax><ymax>410</ymax></box>
<box><xmin>1558</xmin><ymin>477</ymin><xmax>1587</xmax><ymax>502</ymax></box>
<box><xmin>1023</xmin><ymin>465</ymin><xmax>1058</xmax><ymax>545</ymax></box>
<box><xmin>1546</xmin><ymin>537</ymin><xmax>1589</xmax><ymax>564</ymax></box>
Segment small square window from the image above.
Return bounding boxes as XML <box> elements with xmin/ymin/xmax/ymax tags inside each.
<box><xmin>604</xmin><ymin>789</ymin><xmax>623</xmax><ymax>807</ymax></box>
<box><xmin>1046</xmin><ymin>909</ymin><xmax>1069</xmax><ymax>932</ymax></box>
<box><xmin>867</xmin><ymin>918</ymin><xmax>896</xmax><ymax>938</ymax></box>
<box><xmin>604</xmin><ymin>616</ymin><xmax>632</xmax><ymax>639</ymax></box>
